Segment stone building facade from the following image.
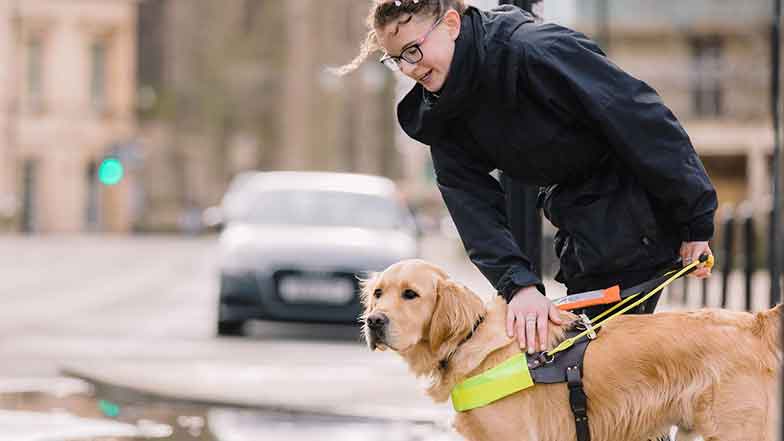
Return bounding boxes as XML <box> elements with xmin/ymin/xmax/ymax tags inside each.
<box><xmin>570</xmin><ymin>0</ymin><xmax>778</xmax><ymax>217</ymax></box>
<box><xmin>0</xmin><ymin>0</ymin><xmax>139</xmax><ymax>233</ymax></box>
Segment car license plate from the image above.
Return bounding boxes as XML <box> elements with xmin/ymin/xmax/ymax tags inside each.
<box><xmin>277</xmin><ymin>275</ymin><xmax>355</xmax><ymax>304</ymax></box>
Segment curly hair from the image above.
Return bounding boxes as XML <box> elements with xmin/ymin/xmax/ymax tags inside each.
<box><xmin>331</xmin><ymin>0</ymin><xmax>467</xmax><ymax>76</ymax></box>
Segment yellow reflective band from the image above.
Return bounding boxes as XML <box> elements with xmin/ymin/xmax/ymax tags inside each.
<box><xmin>451</xmin><ymin>353</ymin><xmax>534</xmax><ymax>412</ymax></box>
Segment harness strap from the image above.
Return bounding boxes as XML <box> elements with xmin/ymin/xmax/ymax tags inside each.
<box><xmin>567</xmin><ymin>365</ymin><xmax>590</xmax><ymax>441</ymax></box>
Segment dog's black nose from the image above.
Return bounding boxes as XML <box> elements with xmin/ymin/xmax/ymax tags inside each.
<box><xmin>366</xmin><ymin>313</ymin><xmax>389</xmax><ymax>330</ymax></box>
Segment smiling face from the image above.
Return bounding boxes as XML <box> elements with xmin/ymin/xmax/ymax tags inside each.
<box><xmin>376</xmin><ymin>9</ymin><xmax>462</xmax><ymax>92</ymax></box>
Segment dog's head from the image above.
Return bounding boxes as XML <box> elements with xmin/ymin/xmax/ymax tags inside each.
<box><xmin>360</xmin><ymin>259</ymin><xmax>484</xmax><ymax>361</ymax></box>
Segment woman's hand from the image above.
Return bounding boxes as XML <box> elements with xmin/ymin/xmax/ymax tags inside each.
<box><xmin>680</xmin><ymin>241</ymin><xmax>713</xmax><ymax>278</ymax></box>
<box><xmin>506</xmin><ymin>286</ymin><xmax>563</xmax><ymax>354</ymax></box>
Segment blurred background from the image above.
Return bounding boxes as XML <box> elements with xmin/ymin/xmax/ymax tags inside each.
<box><xmin>0</xmin><ymin>1</ymin><xmax>781</xmax><ymax>440</ymax></box>
<box><xmin>0</xmin><ymin>0</ymin><xmax>777</xmax><ymax>237</ymax></box>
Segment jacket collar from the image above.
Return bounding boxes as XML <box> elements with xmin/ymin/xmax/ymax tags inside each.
<box><xmin>397</xmin><ymin>6</ymin><xmax>486</xmax><ymax>145</ymax></box>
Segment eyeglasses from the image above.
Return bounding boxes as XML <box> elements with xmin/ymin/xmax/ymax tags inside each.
<box><xmin>379</xmin><ymin>15</ymin><xmax>445</xmax><ymax>72</ymax></box>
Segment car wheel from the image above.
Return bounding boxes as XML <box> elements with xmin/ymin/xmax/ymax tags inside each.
<box><xmin>217</xmin><ymin>320</ymin><xmax>245</xmax><ymax>336</ymax></box>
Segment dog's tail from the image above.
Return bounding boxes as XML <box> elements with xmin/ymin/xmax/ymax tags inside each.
<box><xmin>753</xmin><ymin>303</ymin><xmax>783</xmax><ymax>354</ymax></box>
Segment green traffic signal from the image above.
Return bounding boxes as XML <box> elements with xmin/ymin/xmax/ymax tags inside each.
<box><xmin>98</xmin><ymin>157</ymin><xmax>124</xmax><ymax>185</ymax></box>
<box><xmin>98</xmin><ymin>399</ymin><xmax>120</xmax><ymax>417</ymax></box>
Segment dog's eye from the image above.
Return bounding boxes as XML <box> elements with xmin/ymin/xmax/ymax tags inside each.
<box><xmin>402</xmin><ymin>289</ymin><xmax>419</xmax><ymax>300</ymax></box>
<box><xmin>373</xmin><ymin>289</ymin><xmax>382</xmax><ymax>299</ymax></box>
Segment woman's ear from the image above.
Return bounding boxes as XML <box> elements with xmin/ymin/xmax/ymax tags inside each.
<box><xmin>443</xmin><ymin>9</ymin><xmax>462</xmax><ymax>40</ymax></box>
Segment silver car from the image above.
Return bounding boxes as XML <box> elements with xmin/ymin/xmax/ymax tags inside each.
<box><xmin>215</xmin><ymin>171</ymin><xmax>419</xmax><ymax>336</ymax></box>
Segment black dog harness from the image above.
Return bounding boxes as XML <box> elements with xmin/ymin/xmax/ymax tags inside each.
<box><xmin>527</xmin><ymin>320</ymin><xmax>597</xmax><ymax>441</ymax></box>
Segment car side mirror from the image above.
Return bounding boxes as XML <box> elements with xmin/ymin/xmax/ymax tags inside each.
<box><xmin>202</xmin><ymin>206</ymin><xmax>224</xmax><ymax>232</ymax></box>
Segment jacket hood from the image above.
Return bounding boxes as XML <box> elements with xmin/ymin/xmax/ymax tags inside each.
<box><xmin>397</xmin><ymin>5</ymin><xmax>535</xmax><ymax>145</ymax></box>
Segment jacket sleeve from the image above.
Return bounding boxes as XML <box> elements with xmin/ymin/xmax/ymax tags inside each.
<box><xmin>519</xmin><ymin>26</ymin><xmax>718</xmax><ymax>242</ymax></box>
<box><xmin>430</xmin><ymin>140</ymin><xmax>545</xmax><ymax>301</ymax></box>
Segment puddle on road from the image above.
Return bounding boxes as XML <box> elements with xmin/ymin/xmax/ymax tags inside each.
<box><xmin>0</xmin><ymin>377</ymin><xmax>457</xmax><ymax>441</ymax></box>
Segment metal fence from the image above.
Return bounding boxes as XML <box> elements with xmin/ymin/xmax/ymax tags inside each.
<box><xmin>667</xmin><ymin>202</ymin><xmax>782</xmax><ymax>311</ymax></box>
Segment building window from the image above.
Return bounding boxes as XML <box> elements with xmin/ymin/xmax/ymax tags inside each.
<box><xmin>85</xmin><ymin>161</ymin><xmax>101</xmax><ymax>231</ymax></box>
<box><xmin>243</xmin><ymin>0</ymin><xmax>262</xmax><ymax>33</ymax></box>
<box><xmin>90</xmin><ymin>40</ymin><xmax>108</xmax><ymax>113</ymax></box>
<box><xmin>26</xmin><ymin>37</ymin><xmax>43</xmax><ymax>111</ymax></box>
<box><xmin>690</xmin><ymin>35</ymin><xmax>723</xmax><ymax>118</ymax></box>
<box><xmin>20</xmin><ymin>159</ymin><xmax>39</xmax><ymax>233</ymax></box>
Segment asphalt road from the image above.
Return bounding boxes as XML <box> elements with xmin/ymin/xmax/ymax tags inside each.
<box><xmin>0</xmin><ymin>233</ymin><xmax>495</xmax><ymax>376</ymax></box>
<box><xmin>0</xmin><ymin>233</ymin><xmax>482</xmax><ymax>440</ymax></box>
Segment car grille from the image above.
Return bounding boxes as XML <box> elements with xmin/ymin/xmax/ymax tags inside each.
<box><xmin>272</xmin><ymin>270</ymin><xmax>359</xmax><ymax>305</ymax></box>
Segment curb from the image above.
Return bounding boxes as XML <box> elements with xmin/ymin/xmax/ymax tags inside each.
<box><xmin>60</xmin><ymin>365</ymin><xmax>453</xmax><ymax>428</ymax></box>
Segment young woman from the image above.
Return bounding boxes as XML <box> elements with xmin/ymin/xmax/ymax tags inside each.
<box><xmin>339</xmin><ymin>0</ymin><xmax>717</xmax><ymax>355</ymax></box>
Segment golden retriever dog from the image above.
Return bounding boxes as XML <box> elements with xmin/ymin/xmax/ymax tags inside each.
<box><xmin>361</xmin><ymin>259</ymin><xmax>782</xmax><ymax>441</ymax></box>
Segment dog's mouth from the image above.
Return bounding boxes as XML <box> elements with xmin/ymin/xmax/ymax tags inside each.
<box><xmin>366</xmin><ymin>329</ymin><xmax>395</xmax><ymax>352</ymax></box>
<box><xmin>367</xmin><ymin>331</ymin><xmax>386</xmax><ymax>351</ymax></box>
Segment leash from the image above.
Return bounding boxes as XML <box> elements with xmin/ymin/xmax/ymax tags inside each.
<box><xmin>546</xmin><ymin>253</ymin><xmax>715</xmax><ymax>358</ymax></box>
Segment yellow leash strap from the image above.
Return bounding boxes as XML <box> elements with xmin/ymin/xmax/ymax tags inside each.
<box><xmin>546</xmin><ymin>254</ymin><xmax>714</xmax><ymax>357</ymax></box>
<box><xmin>584</xmin><ymin>266</ymin><xmax>682</xmax><ymax>324</ymax></box>
<box><xmin>584</xmin><ymin>292</ymin><xmax>640</xmax><ymax>324</ymax></box>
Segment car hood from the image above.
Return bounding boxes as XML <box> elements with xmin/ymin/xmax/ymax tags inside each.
<box><xmin>219</xmin><ymin>224</ymin><xmax>417</xmax><ymax>273</ymax></box>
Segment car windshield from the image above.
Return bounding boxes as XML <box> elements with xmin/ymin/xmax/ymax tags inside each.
<box><xmin>226</xmin><ymin>189</ymin><xmax>408</xmax><ymax>230</ymax></box>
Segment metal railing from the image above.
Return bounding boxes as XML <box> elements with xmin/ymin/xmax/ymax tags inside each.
<box><xmin>669</xmin><ymin>202</ymin><xmax>781</xmax><ymax>311</ymax></box>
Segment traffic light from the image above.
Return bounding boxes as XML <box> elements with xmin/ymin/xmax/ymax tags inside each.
<box><xmin>98</xmin><ymin>157</ymin><xmax>124</xmax><ymax>186</ymax></box>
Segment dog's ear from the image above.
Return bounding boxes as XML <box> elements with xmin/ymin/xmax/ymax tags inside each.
<box><xmin>428</xmin><ymin>279</ymin><xmax>483</xmax><ymax>357</ymax></box>
<box><xmin>358</xmin><ymin>272</ymin><xmax>379</xmax><ymax>308</ymax></box>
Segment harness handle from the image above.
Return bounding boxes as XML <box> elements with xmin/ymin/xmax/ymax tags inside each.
<box><xmin>546</xmin><ymin>253</ymin><xmax>713</xmax><ymax>357</ymax></box>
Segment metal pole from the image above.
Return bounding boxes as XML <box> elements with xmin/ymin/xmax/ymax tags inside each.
<box><xmin>681</xmin><ymin>277</ymin><xmax>689</xmax><ymax>306</ymax></box>
<box><xmin>502</xmin><ymin>175</ymin><xmax>542</xmax><ymax>280</ymax></box>
<box><xmin>720</xmin><ymin>206</ymin><xmax>735</xmax><ymax>309</ymax></box>
<box><xmin>771</xmin><ymin>0</ymin><xmax>782</xmax><ymax>307</ymax></box>
<box><xmin>701</xmin><ymin>277</ymin><xmax>708</xmax><ymax>307</ymax></box>
<box><xmin>6</xmin><ymin>1</ymin><xmax>21</xmax><ymax>232</ymax></box>
<box><xmin>770</xmin><ymin>1</ymin><xmax>783</xmax><ymax>439</ymax></box>
<box><xmin>740</xmin><ymin>202</ymin><xmax>754</xmax><ymax>311</ymax></box>
<box><xmin>596</xmin><ymin>0</ymin><xmax>610</xmax><ymax>53</ymax></box>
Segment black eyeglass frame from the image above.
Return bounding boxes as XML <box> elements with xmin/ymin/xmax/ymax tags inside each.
<box><xmin>379</xmin><ymin>14</ymin><xmax>445</xmax><ymax>71</ymax></box>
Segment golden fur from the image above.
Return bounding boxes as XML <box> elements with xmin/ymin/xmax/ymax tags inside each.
<box><xmin>361</xmin><ymin>259</ymin><xmax>782</xmax><ymax>441</ymax></box>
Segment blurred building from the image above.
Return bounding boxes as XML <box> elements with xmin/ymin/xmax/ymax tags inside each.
<box><xmin>566</xmin><ymin>0</ymin><xmax>778</xmax><ymax>218</ymax></box>
<box><xmin>135</xmin><ymin>0</ymin><xmax>399</xmax><ymax>231</ymax></box>
<box><xmin>0</xmin><ymin>0</ymin><xmax>139</xmax><ymax>233</ymax></box>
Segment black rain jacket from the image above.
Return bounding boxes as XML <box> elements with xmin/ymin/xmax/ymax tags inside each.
<box><xmin>397</xmin><ymin>6</ymin><xmax>718</xmax><ymax>300</ymax></box>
